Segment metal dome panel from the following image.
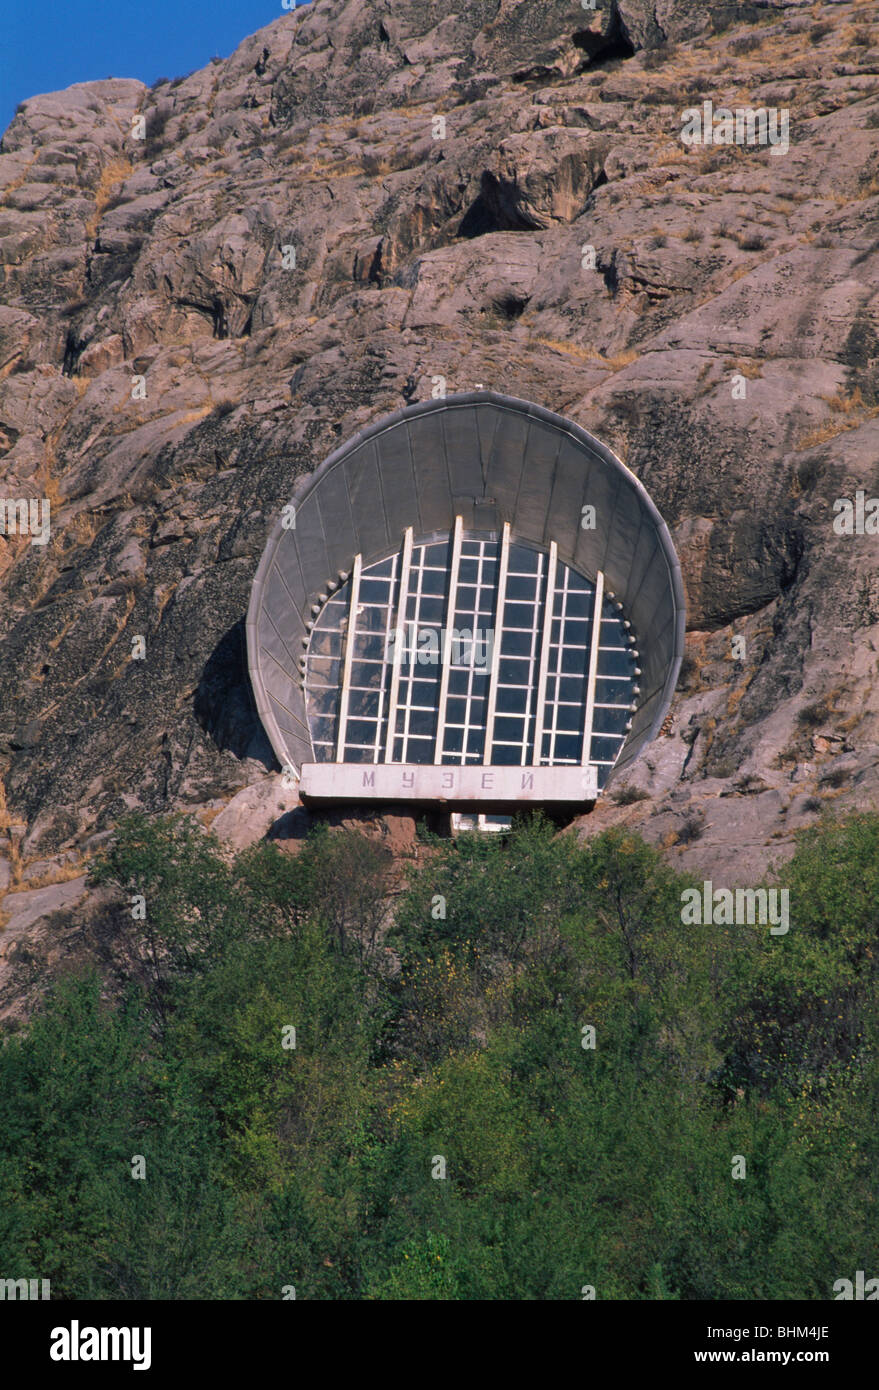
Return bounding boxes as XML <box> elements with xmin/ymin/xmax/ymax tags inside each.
<box><xmin>247</xmin><ymin>392</ymin><xmax>685</xmax><ymax>799</ymax></box>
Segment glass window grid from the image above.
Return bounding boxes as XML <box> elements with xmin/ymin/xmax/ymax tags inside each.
<box><xmin>539</xmin><ymin>565</ymin><xmax>592</xmax><ymax>766</ymax></box>
<box><xmin>442</xmin><ymin>537</ymin><xmax>498</xmax><ymax>765</ymax></box>
<box><xmin>587</xmin><ymin>601</ymin><xmax>638</xmax><ymax>789</ymax></box>
<box><xmin>490</xmin><ymin>549</ymin><xmax>547</xmax><ymax>765</ymax></box>
<box><xmin>305</xmin><ymin>595</ymin><xmax>347</xmax><ymax>763</ymax></box>
<box><xmin>393</xmin><ymin>543</ymin><xmax>445</xmax><ymax>763</ymax></box>
<box><xmin>305</xmin><ymin>534</ymin><xmax>638</xmax><ymax>778</ymax></box>
<box><xmin>342</xmin><ymin>550</ymin><xmax>401</xmax><ymax>762</ymax></box>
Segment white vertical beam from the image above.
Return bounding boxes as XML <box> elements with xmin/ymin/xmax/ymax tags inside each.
<box><xmin>384</xmin><ymin>528</ymin><xmax>413</xmax><ymax>762</ymax></box>
<box><xmin>532</xmin><ymin>541</ymin><xmax>557</xmax><ymax>767</ymax></box>
<box><xmin>434</xmin><ymin>515</ymin><xmax>463</xmax><ymax>763</ymax></box>
<box><xmin>483</xmin><ymin>521</ymin><xmax>510</xmax><ymax>763</ymax></box>
<box><xmin>582</xmin><ymin>569</ymin><xmax>604</xmax><ymax>767</ymax></box>
<box><xmin>335</xmin><ymin>552</ymin><xmax>362</xmax><ymax>761</ymax></box>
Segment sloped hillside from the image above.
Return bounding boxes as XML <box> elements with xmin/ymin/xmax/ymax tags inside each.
<box><xmin>1</xmin><ymin>0</ymin><xmax>878</xmax><ymax>929</ymax></box>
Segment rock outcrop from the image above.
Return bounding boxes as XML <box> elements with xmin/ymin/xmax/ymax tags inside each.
<box><xmin>1</xmin><ymin>0</ymin><xmax>879</xmax><ymax>964</ymax></box>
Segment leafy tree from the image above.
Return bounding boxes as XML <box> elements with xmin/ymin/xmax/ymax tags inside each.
<box><xmin>2</xmin><ymin>809</ymin><xmax>876</xmax><ymax>1299</ymax></box>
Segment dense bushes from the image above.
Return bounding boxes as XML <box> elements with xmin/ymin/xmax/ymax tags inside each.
<box><xmin>0</xmin><ymin>812</ymin><xmax>876</xmax><ymax>1299</ymax></box>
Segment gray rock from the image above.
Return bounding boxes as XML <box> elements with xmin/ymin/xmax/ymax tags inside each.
<box><xmin>211</xmin><ymin>777</ymin><xmax>302</xmax><ymax>850</ymax></box>
<box><xmin>0</xmin><ymin>876</ymin><xmax>88</xmax><ymax>942</ymax></box>
<box><xmin>0</xmin><ymin>0</ymin><xmax>877</xmax><ymax>894</ymax></box>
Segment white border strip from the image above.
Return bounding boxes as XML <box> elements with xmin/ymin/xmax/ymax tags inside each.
<box><xmin>434</xmin><ymin>515</ymin><xmax>463</xmax><ymax>764</ymax></box>
<box><xmin>335</xmin><ymin>552</ymin><xmax>362</xmax><ymax>760</ymax></box>
<box><xmin>384</xmin><ymin>528</ymin><xmax>413</xmax><ymax>761</ymax></box>
<box><xmin>532</xmin><ymin>540</ymin><xmax>557</xmax><ymax>766</ymax></box>
<box><xmin>582</xmin><ymin>569</ymin><xmax>604</xmax><ymax>767</ymax></box>
<box><xmin>483</xmin><ymin>521</ymin><xmax>511</xmax><ymax>761</ymax></box>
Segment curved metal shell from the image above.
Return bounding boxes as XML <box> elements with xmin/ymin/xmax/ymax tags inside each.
<box><xmin>247</xmin><ymin>391</ymin><xmax>685</xmax><ymax>786</ymax></box>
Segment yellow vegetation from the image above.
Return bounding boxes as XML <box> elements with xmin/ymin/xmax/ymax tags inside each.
<box><xmin>178</xmin><ymin>405</ymin><xmax>213</xmax><ymax>425</ymax></box>
<box><xmin>3</xmin><ymin>858</ymin><xmax>89</xmax><ymax>896</ymax></box>
<box><xmin>796</xmin><ymin>389</ymin><xmax>879</xmax><ymax>449</ymax></box>
<box><xmin>86</xmin><ymin>155</ymin><xmax>133</xmax><ymax>239</ymax></box>
<box><xmin>532</xmin><ymin>338</ymin><xmax>638</xmax><ymax>371</ymax></box>
<box><xmin>725</xmin><ymin>357</ymin><xmax>763</xmax><ymax>379</ymax></box>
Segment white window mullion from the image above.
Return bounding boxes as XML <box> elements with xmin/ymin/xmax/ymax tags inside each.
<box><xmin>483</xmin><ymin>521</ymin><xmax>510</xmax><ymax>763</ymax></box>
<box><xmin>581</xmin><ymin>569</ymin><xmax>605</xmax><ymax>768</ymax></box>
<box><xmin>335</xmin><ymin>553</ymin><xmax>363</xmax><ymax>761</ymax></box>
<box><xmin>517</xmin><ymin>551</ymin><xmax>543</xmax><ymax>767</ymax></box>
<box><xmin>532</xmin><ymin>541</ymin><xmax>557</xmax><ymax>766</ymax></box>
<box><xmin>373</xmin><ymin>551</ymin><xmax>400</xmax><ymax>760</ymax></box>
<box><xmin>434</xmin><ymin>515</ymin><xmax>463</xmax><ymax>763</ymax></box>
<box><xmin>383</xmin><ymin>528</ymin><xmax>413</xmax><ymax>762</ymax></box>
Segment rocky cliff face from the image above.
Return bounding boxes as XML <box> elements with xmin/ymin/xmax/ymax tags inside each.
<box><xmin>1</xmin><ymin>0</ymin><xmax>878</xmax><ymax>963</ymax></box>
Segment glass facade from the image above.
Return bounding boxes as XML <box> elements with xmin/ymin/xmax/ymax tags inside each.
<box><xmin>304</xmin><ymin>530</ymin><xmax>639</xmax><ymax>789</ymax></box>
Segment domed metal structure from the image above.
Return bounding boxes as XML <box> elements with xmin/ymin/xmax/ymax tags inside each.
<box><xmin>247</xmin><ymin>392</ymin><xmax>685</xmax><ymax>812</ymax></box>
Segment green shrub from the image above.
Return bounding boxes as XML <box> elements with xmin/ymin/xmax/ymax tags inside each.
<box><xmin>1</xmin><ymin>809</ymin><xmax>876</xmax><ymax>1299</ymax></box>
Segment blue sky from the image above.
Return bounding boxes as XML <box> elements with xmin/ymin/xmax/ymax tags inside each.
<box><xmin>0</xmin><ymin>0</ymin><xmax>310</xmax><ymax>138</ymax></box>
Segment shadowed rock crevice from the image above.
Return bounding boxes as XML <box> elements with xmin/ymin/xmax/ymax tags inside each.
<box><xmin>194</xmin><ymin>619</ymin><xmax>277</xmax><ymax>768</ymax></box>
<box><xmin>459</xmin><ymin>174</ymin><xmax>537</xmax><ymax>236</ymax></box>
<box><xmin>61</xmin><ymin>329</ymin><xmax>88</xmax><ymax>377</ymax></box>
<box><xmin>572</xmin><ymin>22</ymin><xmax>637</xmax><ymax>70</ymax></box>
<box><xmin>493</xmin><ymin>291</ymin><xmax>529</xmax><ymax>320</ymax></box>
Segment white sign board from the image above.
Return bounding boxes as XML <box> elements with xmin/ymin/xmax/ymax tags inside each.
<box><xmin>299</xmin><ymin>763</ymin><xmax>599</xmax><ymax>805</ymax></box>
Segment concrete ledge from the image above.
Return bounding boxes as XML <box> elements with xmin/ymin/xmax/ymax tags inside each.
<box><xmin>299</xmin><ymin>762</ymin><xmax>598</xmax><ymax>810</ymax></box>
